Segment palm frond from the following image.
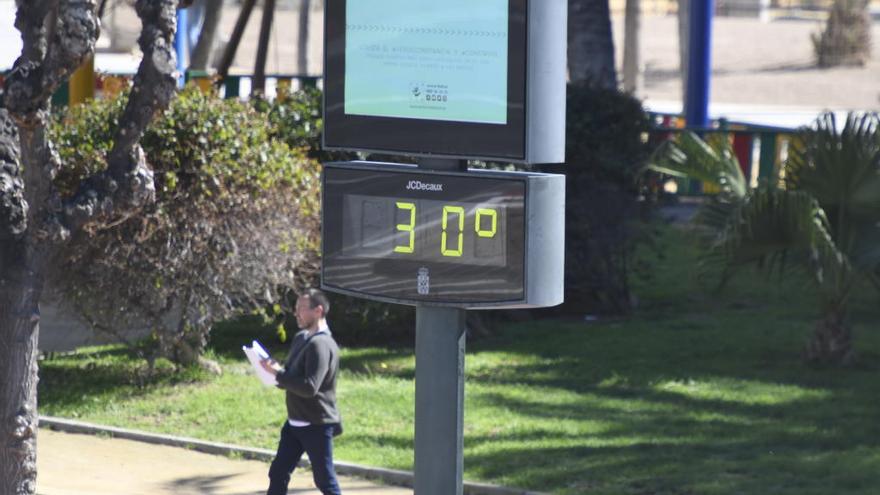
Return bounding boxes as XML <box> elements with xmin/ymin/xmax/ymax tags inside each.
<box><xmin>644</xmin><ymin>118</ymin><xmax>874</xmax><ymax>301</ymax></box>
<box><xmin>696</xmin><ymin>188</ymin><xmax>851</xmax><ymax>295</ymax></box>
<box><xmin>784</xmin><ymin>112</ymin><xmax>880</xmax><ymax>251</ymax></box>
<box><xmin>646</xmin><ymin>131</ymin><xmax>747</xmax><ymax>199</ymax></box>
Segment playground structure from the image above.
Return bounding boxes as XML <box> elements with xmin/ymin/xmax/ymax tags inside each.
<box><xmin>31</xmin><ymin>57</ymin><xmax>808</xmax><ymax>196</ymax></box>
<box><xmin>0</xmin><ymin>62</ymin><xmax>823</xmax><ymax>205</ymax></box>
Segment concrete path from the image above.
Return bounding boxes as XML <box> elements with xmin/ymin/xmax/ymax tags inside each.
<box><xmin>36</xmin><ymin>429</ymin><xmax>412</xmax><ymax>495</ymax></box>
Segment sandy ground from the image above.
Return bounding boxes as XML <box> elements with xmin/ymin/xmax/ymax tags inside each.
<box><xmin>88</xmin><ymin>3</ymin><xmax>880</xmax><ymax>111</ymax></box>
<box><xmin>36</xmin><ymin>429</ymin><xmax>413</xmax><ymax>495</ymax></box>
<box><xmin>613</xmin><ymin>15</ymin><xmax>880</xmax><ymax>110</ymax></box>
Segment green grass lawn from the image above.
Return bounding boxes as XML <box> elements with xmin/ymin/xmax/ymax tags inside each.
<box><xmin>38</xmin><ymin>225</ymin><xmax>880</xmax><ymax>494</ymax></box>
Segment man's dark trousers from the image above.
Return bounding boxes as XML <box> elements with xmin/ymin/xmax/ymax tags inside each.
<box><xmin>267</xmin><ymin>422</ymin><xmax>341</xmax><ymax>495</ymax></box>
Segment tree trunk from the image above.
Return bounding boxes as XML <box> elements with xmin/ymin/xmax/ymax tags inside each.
<box><xmin>622</xmin><ymin>0</ymin><xmax>641</xmax><ymax>94</ymax></box>
<box><xmin>253</xmin><ymin>0</ymin><xmax>276</xmax><ymax>94</ymax></box>
<box><xmin>0</xmin><ymin>2</ymin><xmax>179</xmax><ymax>492</ymax></box>
<box><xmin>190</xmin><ymin>0</ymin><xmax>224</xmax><ymax>71</ymax></box>
<box><xmin>812</xmin><ymin>0</ymin><xmax>872</xmax><ymax>67</ymax></box>
<box><xmin>678</xmin><ymin>0</ymin><xmax>690</xmax><ymax>104</ymax></box>
<box><xmin>0</xmin><ymin>102</ymin><xmax>40</xmax><ymax>492</ymax></box>
<box><xmin>217</xmin><ymin>0</ymin><xmax>258</xmax><ymax>80</ymax></box>
<box><xmin>568</xmin><ymin>0</ymin><xmax>617</xmax><ymax>89</ymax></box>
<box><xmin>0</xmin><ymin>241</ymin><xmax>41</xmax><ymax>495</ymax></box>
<box><xmin>0</xmin><ymin>88</ymin><xmax>40</xmax><ymax>495</ymax></box>
<box><xmin>804</xmin><ymin>305</ymin><xmax>855</xmax><ymax>365</ymax></box>
<box><xmin>297</xmin><ymin>0</ymin><xmax>311</xmax><ymax>75</ymax></box>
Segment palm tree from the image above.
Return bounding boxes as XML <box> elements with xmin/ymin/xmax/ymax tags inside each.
<box><xmin>568</xmin><ymin>0</ymin><xmax>617</xmax><ymax>88</ymax></box>
<box><xmin>812</xmin><ymin>0</ymin><xmax>872</xmax><ymax>67</ymax></box>
<box><xmin>648</xmin><ymin>113</ymin><xmax>880</xmax><ymax>365</ymax></box>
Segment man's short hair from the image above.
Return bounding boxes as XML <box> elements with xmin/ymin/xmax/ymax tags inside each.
<box><xmin>300</xmin><ymin>288</ymin><xmax>330</xmax><ymax>316</ymax></box>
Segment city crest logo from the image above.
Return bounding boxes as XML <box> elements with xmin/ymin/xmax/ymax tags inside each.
<box><xmin>410</xmin><ymin>82</ymin><xmax>423</xmax><ymax>100</ymax></box>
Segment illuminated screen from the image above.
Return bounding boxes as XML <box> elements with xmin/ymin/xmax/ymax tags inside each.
<box><xmin>322</xmin><ymin>164</ymin><xmax>526</xmax><ymax>304</ymax></box>
<box><xmin>323</xmin><ymin>0</ymin><xmax>528</xmax><ymax>160</ymax></box>
<box><xmin>344</xmin><ymin>0</ymin><xmax>508</xmax><ymax>124</ymax></box>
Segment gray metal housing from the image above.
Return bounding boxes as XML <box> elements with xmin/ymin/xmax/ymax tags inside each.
<box><xmin>415</xmin><ymin>169</ymin><xmax>566</xmax><ymax>309</ymax></box>
<box><xmin>320</xmin><ymin>162</ymin><xmax>565</xmax><ymax>309</ymax></box>
<box><xmin>446</xmin><ymin>169</ymin><xmax>565</xmax><ymax>309</ymax></box>
<box><xmin>525</xmin><ymin>0</ymin><xmax>567</xmax><ymax>164</ymax></box>
<box><xmin>521</xmin><ymin>170</ymin><xmax>565</xmax><ymax>308</ymax></box>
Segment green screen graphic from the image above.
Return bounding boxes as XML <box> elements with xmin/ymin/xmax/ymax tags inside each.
<box><xmin>345</xmin><ymin>0</ymin><xmax>509</xmax><ymax>125</ymax></box>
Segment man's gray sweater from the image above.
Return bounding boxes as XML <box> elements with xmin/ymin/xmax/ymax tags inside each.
<box><xmin>275</xmin><ymin>329</ymin><xmax>341</xmax><ymax>425</ymax></box>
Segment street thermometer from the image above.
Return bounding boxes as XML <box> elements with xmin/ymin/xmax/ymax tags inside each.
<box><xmin>319</xmin><ymin>0</ymin><xmax>567</xmax><ymax>493</ymax></box>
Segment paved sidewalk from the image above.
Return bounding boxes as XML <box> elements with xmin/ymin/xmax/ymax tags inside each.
<box><xmin>36</xmin><ymin>429</ymin><xmax>413</xmax><ymax>495</ymax></box>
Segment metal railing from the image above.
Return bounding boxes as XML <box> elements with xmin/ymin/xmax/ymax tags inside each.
<box><xmin>35</xmin><ymin>68</ymin><xmax>321</xmax><ymax>106</ymax></box>
<box><xmin>29</xmin><ymin>65</ymin><xmax>807</xmax><ymax>197</ymax></box>
<box><xmin>648</xmin><ymin>112</ymin><xmax>798</xmax><ymax>194</ymax></box>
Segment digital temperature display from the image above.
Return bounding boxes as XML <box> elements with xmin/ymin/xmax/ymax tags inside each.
<box><xmin>322</xmin><ymin>163</ymin><xmax>527</xmax><ymax>305</ymax></box>
<box><xmin>340</xmin><ymin>194</ymin><xmax>509</xmax><ymax>267</ymax></box>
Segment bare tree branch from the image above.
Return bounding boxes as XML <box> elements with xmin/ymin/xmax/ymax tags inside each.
<box><xmin>13</xmin><ymin>0</ymin><xmax>53</xmax><ymax>63</ymax></box>
<box><xmin>4</xmin><ymin>0</ymin><xmax>178</xmax><ymax>239</ymax></box>
<box><xmin>4</xmin><ymin>0</ymin><xmax>100</xmax><ymax>243</ymax></box>
<box><xmin>7</xmin><ymin>0</ymin><xmax>99</xmax><ymax>117</ymax></box>
<box><xmin>63</xmin><ymin>0</ymin><xmax>178</xmax><ymax>231</ymax></box>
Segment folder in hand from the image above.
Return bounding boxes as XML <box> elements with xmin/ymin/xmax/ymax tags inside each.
<box><xmin>242</xmin><ymin>340</ymin><xmax>277</xmax><ymax>386</ymax></box>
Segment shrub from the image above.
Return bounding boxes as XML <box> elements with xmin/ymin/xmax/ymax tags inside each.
<box><xmin>49</xmin><ymin>87</ymin><xmax>322</xmax><ymax>368</ymax></box>
<box><xmin>310</xmin><ymin>294</ymin><xmax>416</xmax><ymax>347</ymax></box>
<box><xmin>540</xmin><ymin>84</ymin><xmax>655</xmax><ymax>316</ymax></box>
<box><xmin>250</xmin><ymin>86</ymin><xmax>421</xmax><ymax>345</ymax></box>
<box><xmin>253</xmin><ymin>85</ymin><xmax>356</xmax><ymax>164</ymax></box>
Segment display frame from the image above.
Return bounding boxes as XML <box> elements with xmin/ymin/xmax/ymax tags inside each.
<box><xmin>322</xmin><ymin>0</ymin><xmax>566</xmax><ymax>164</ymax></box>
<box><xmin>320</xmin><ymin>161</ymin><xmax>565</xmax><ymax>309</ymax></box>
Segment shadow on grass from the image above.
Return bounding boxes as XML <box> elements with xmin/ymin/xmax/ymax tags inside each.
<box><xmin>462</xmin><ymin>380</ymin><xmax>880</xmax><ymax>494</ymax></box>
<box><xmin>339</xmin><ymin>348</ymin><xmax>413</xmax><ymax>377</ymax></box>
<box><xmin>332</xmin><ymin>306</ymin><xmax>880</xmax><ymax>494</ymax></box>
<box><xmin>35</xmin><ymin>226</ymin><xmax>880</xmax><ymax>494</ymax></box>
<box><xmin>209</xmin><ymin>317</ymin><xmax>415</xmax><ymax>376</ymax></box>
<box><xmin>38</xmin><ymin>345</ymin><xmax>210</xmax><ymax>414</ymax></box>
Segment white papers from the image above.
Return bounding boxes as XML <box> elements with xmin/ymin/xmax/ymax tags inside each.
<box><xmin>242</xmin><ymin>340</ymin><xmax>277</xmax><ymax>386</ymax></box>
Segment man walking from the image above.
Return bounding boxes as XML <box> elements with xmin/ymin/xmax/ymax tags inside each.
<box><xmin>261</xmin><ymin>288</ymin><xmax>342</xmax><ymax>495</ymax></box>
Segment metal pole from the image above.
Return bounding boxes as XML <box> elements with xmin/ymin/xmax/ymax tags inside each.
<box><xmin>685</xmin><ymin>0</ymin><xmax>713</xmax><ymax>194</ymax></box>
<box><xmin>622</xmin><ymin>0</ymin><xmax>641</xmax><ymax>94</ymax></box>
<box><xmin>415</xmin><ymin>307</ymin><xmax>465</xmax><ymax>495</ymax></box>
<box><xmin>254</xmin><ymin>0</ymin><xmax>277</xmax><ymax>94</ymax></box>
<box><xmin>297</xmin><ymin>0</ymin><xmax>311</xmax><ymax>76</ymax></box>
<box><xmin>684</xmin><ymin>0</ymin><xmax>713</xmax><ymax>128</ymax></box>
<box><xmin>414</xmin><ymin>157</ymin><xmax>467</xmax><ymax>495</ymax></box>
<box><xmin>175</xmin><ymin>8</ymin><xmax>189</xmax><ymax>87</ymax></box>
<box><xmin>217</xmin><ymin>0</ymin><xmax>258</xmax><ymax>82</ymax></box>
